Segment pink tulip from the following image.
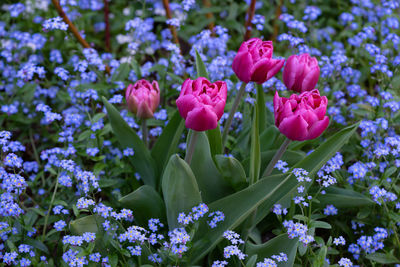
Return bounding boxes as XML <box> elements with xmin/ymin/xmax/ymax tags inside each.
<box><xmin>126</xmin><ymin>79</ymin><xmax>160</xmax><ymax>119</ymax></box>
<box><xmin>232</xmin><ymin>38</ymin><xmax>285</xmax><ymax>84</ymax></box>
<box><xmin>273</xmin><ymin>89</ymin><xmax>329</xmax><ymax>141</ymax></box>
<box><xmin>283</xmin><ymin>53</ymin><xmax>320</xmax><ymax>93</ymax></box>
<box><xmin>176</xmin><ymin>77</ymin><xmax>227</xmax><ymax>131</ymax></box>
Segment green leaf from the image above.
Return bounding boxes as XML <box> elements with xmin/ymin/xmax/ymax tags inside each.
<box><xmin>366</xmin><ymin>252</ymin><xmax>400</xmax><ymax>264</ymax></box>
<box><xmin>206</xmin><ymin>124</ymin><xmax>223</xmax><ymax>157</ymax></box>
<box><xmin>310</xmin><ymin>221</ymin><xmax>331</xmax><ymax>230</ymax></box>
<box><xmin>246</xmin><ymin>255</ymin><xmax>258</xmax><ymax>267</ymax></box>
<box><xmin>70</xmin><ymin>215</ymin><xmax>103</xmax><ymax>235</ymax></box>
<box><xmin>215</xmin><ymin>155</ymin><xmax>248</xmax><ymax>191</ymax></box>
<box><xmin>259</xmin><ymin>126</ymin><xmax>280</xmax><ymax>152</ymax></box>
<box><xmin>119</xmin><ymin>185</ymin><xmax>166</xmax><ymax>226</ymax></box>
<box><xmin>190</xmin><ymin>123</ymin><xmax>359</xmax><ymax>262</ymax></box>
<box><xmin>249</xmin><ymin>104</ymin><xmax>261</xmax><ymax>184</ymax></box>
<box><xmin>246</xmin><ymin>234</ymin><xmax>298</xmax><ymax>267</ymax></box>
<box><xmin>316</xmin><ymin>186</ymin><xmax>375</xmax><ymax>208</ymax></box>
<box><xmin>190</xmin><ymin>132</ymin><xmax>234</xmax><ymax>202</ymax></box>
<box><xmin>25</xmin><ymin>238</ymin><xmax>49</xmax><ymax>255</ymax></box>
<box><xmin>162</xmin><ymin>155</ymin><xmax>202</xmax><ymax>230</ymax></box>
<box><xmin>151</xmin><ymin>110</ymin><xmax>184</xmax><ymax>174</ymax></box>
<box><xmin>256</xmin><ymin>84</ymin><xmax>266</xmax><ymax>134</ymax></box>
<box><xmin>111</xmin><ymin>62</ymin><xmax>130</xmax><ymax>82</ymax></box>
<box><xmin>102</xmin><ymin>97</ymin><xmax>157</xmax><ymax>187</ymax></box>
<box><xmin>195</xmin><ymin>49</ymin><xmax>209</xmax><ymax>78</ymax></box>
<box><xmin>313</xmin><ymin>246</ymin><xmax>328</xmax><ymax>267</ymax></box>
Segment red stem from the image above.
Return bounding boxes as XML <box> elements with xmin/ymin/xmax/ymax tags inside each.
<box><xmin>244</xmin><ymin>0</ymin><xmax>257</xmax><ymax>41</ymax></box>
<box><xmin>104</xmin><ymin>0</ymin><xmax>111</xmax><ymax>52</ymax></box>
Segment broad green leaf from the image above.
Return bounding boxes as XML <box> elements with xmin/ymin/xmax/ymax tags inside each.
<box><xmin>316</xmin><ymin>186</ymin><xmax>375</xmax><ymax>208</ymax></box>
<box><xmin>190</xmin><ymin>123</ymin><xmax>359</xmax><ymax>262</ymax></box>
<box><xmin>366</xmin><ymin>252</ymin><xmax>400</xmax><ymax>264</ymax></box>
<box><xmin>249</xmin><ymin>104</ymin><xmax>260</xmax><ymax>184</ymax></box>
<box><xmin>70</xmin><ymin>215</ymin><xmax>103</xmax><ymax>235</ymax></box>
<box><xmin>246</xmin><ymin>255</ymin><xmax>258</xmax><ymax>267</ymax></box>
<box><xmin>215</xmin><ymin>155</ymin><xmax>248</xmax><ymax>191</ymax></box>
<box><xmin>111</xmin><ymin>62</ymin><xmax>130</xmax><ymax>82</ymax></box>
<box><xmin>246</xmin><ymin>234</ymin><xmax>298</xmax><ymax>267</ymax></box>
<box><xmin>260</xmin><ymin>126</ymin><xmax>280</xmax><ymax>152</ymax></box>
<box><xmin>206</xmin><ymin>124</ymin><xmax>223</xmax><ymax>157</ymax></box>
<box><xmin>119</xmin><ymin>185</ymin><xmax>166</xmax><ymax>226</ymax></box>
<box><xmin>310</xmin><ymin>221</ymin><xmax>331</xmax><ymax>230</ymax></box>
<box><xmin>195</xmin><ymin>49</ymin><xmax>209</xmax><ymax>79</ymax></box>
<box><xmin>254</xmin><ymin>123</ymin><xmax>359</xmax><ymax>224</ymax></box>
<box><xmin>151</xmin><ymin>110</ymin><xmax>184</xmax><ymax>174</ymax></box>
<box><xmin>256</xmin><ymin>84</ymin><xmax>266</xmax><ymax>134</ymax></box>
<box><xmin>190</xmin><ymin>132</ymin><xmax>234</xmax><ymax>202</ymax></box>
<box><xmin>162</xmin><ymin>155</ymin><xmax>202</xmax><ymax>230</ymax></box>
<box><xmin>190</xmin><ymin>172</ymin><xmax>292</xmax><ymax>263</ymax></box>
<box><xmin>102</xmin><ymin>97</ymin><xmax>157</xmax><ymax>187</ymax></box>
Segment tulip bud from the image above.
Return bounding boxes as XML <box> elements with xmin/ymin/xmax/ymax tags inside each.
<box><xmin>273</xmin><ymin>89</ymin><xmax>329</xmax><ymax>141</ymax></box>
<box><xmin>232</xmin><ymin>38</ymin><xmax>285</xmax><ymax>84</ymax></box>
<box><xmin>126</xmin><ymin>79</ymin><xmax>160</xmax><ymax>119</ymax></box>
<box><xmin>283</xmin><ymin>53</ymin><xmax>320</xmax><ymax>93</ymax></box>
<box><xmin>176</xmin><ymin>77</ymin><xmax>227</xmax><ymax>131</ymax></box>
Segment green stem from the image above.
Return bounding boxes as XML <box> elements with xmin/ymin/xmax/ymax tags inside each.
<box><xmin>185</xmin><ymin>130</ymin><xmax>199</xmax><ymax>165</ymax></box>
<box><xmin>42</xmin><ymin>174</ymin><xmax>59</xmax><ymax>238</ymax></box>
<box><xmin>142</xmin><ymin>119</ymin><xmax>148</xmax><ymax>148</ymax></box>
<box><xmin>262</xmin><ymin>138</ymin><xmax>291</xmax><ymax>177</ymax></box>
<box><xmin>221</xmin><ymin>82</ymin><xmax>247</xmax><ymax>148</ymax></box>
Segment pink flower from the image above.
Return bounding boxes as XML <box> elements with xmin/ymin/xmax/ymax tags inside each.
<box><xmin>283</xmin><ymin>53</ymin><xmax>320</xmax><ymax>93</ymax></box>
<box><xmin>126</xmin><ymin>79</ymin><xmax>160</xmax><ymax>119</ymax></box>
<box><xmin>176</xmin><ymin>77</ymin><xmax>227</xmax><ymax>131</ymax></box>
<box><xmin>273</xmin><ymin>89</ymin><xmax>329</xmax><ymax>141</ymax></box>
<box><xmin>232</xmin><ymin>38</ymin><xmax>285</xmax><ymax>84</ymax></box>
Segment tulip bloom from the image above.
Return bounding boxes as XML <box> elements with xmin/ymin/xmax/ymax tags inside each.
<box><xmin>176</xmin><ymin>77</ymin><xmax>227</xmax><ymax>131</ymax></box>
<box><xmin>232</xmin><ymin>38</ymin><xmax>285</xmax><ymax>84</ymax></box>
<box><xmin>126</xmin><ymin>79</ymin><xmax>160</xmax><ymax>119</ymax></box>
<box><xmin>273</xmin><ymin>89</ymin><xmax>329</xmax><ymax>141</ymax></box>
<box><xmin>283</xmin><ymin>53</ymin><xmax>320</xmax><ymax>93</ymax></box>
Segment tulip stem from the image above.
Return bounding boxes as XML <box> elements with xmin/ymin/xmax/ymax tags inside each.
<box><xmin>142</xmin><ymin>119</ymin><xmax>148</xmax><ymax>148</ymax></box>
<box><xmin>221</xmin><ymin>82</ymin><xmax>247</xmax><ymax>149</ymax></box>
<box><xmin>262</xmin><ymin>138</ymin><xmax>291</xmax><ymax>177</ymax></box>
<box><xmin>185</xmin><ymin>130</ymin><xmax>199</xmax><ymax>165</ymax></box>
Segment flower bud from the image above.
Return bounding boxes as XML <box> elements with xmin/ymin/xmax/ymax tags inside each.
<box><xmin>126</xmin><ymin>79</ymin><xmax>160</xmax><ymax>119</ymax></box>
<box><xmin>273</xmin><ymin>89</ymin><xmax>329</xmax><ymax>141</ymax></box>
<box><xmin>283</xmin><ymin>53</ymin><xmax>320</xmax><ymax>93</ymax></box>
<box><xmin>176</xmin><ymin>77</ymin><xmax>227</xmax><ymax>131</ymax></box>
<box><xmin>232</xmin><ymin>38</ymin><xmax>285</xmax><ymax>84</ymax></box>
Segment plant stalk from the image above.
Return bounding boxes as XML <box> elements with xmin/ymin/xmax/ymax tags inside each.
<box><xmin>42</xmin><ymin>175</ymin><xmax>59</xmax><ymax>238</ymax></box>
<box><xmin>103</xmin><ymin>0</ymin><xmax>111</xmax><ymax>52</ymax></box>
<box><xmin>51</xmin><ymin>0</ymin><xmax>111</xmax><ymax>74</ymax></box>
<box><xmin>222</xmin><ymin>82</ymin><xmax>247</xmax><ymax>148</ymax></box>
<box><xmin>262</xmin><ymin>138</ymin><xmax>291</xmax><ymax>177</ymax></box>
<box><xmin>142</xmin><ymin>119</ymin><xmax>148</xmax><ymax>148</ymax></box>
<box><xmin>244</xmin><ymin>0</ymin><xmax>257</xmax><ymax>41</ymax></box>
<box><xmin>185</xmin><ymin>130</ymin><xmax>199</xmax><ymax>165</ymax></box>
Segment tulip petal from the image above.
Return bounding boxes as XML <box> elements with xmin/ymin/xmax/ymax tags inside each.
<box><xmin>266</xmin><ymin>58</ymin><xmax>285</xmax><ymax>81</ymax></box>
<box><xmin>307</xmin><ymin>116</ymin><xmax>329</xmax><ymax>140</ymax></box>
<box><xmin>278</xmin><ymin>115</ymin><xmax>309</xmax><ymax>141</ymax></box>
<box><xmin>250</xmin><ymin>58</ymin><xmax>271</xmax><ymax>84</ymax></box>
<box><xmin>185</xmin><ymin>106</ymin><xmax>218</xmax><ymax>131</ymax></box>
<box><xmin>176</xmin><ymin>95</ymin><xmax>199</xmax><ymax>119</ymax></box>
<box><xmin>301</xmin><ymin>67</ymin><xmax>320</xmax><ymax>92</ymax></box>
<box><xmin>232</xmin><ymin>52</ymin><xmax>253</xmax><ymax>83</ymax></box>
<box><xmin>282</xmin><ymin>55</ymin><xmax>299</xmax><ymax>90</ymax></box>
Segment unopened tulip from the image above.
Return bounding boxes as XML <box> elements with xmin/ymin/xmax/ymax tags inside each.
<box><xmin>283</xmin><ymin>53</ymin><xmax>320</xmax><ymax>93</ymax></box>
<box><xmin>176</xmin><ymin>77</ymin><xmax>227</xmax><ymax>131</ymax></box>
<box><xmin>126</xmin><ymin>79</ymin><xmax>160</xmax><ymax>119</ymax></box>
<box><xmin>232</xmin><ymin>38</ymin><xmax>285</xmax><ymax>84</ymax></box>
<box><xmin>273</xmin><ymin>89</ymin><xmax>329</xmax><ymax>141</ymax></box>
